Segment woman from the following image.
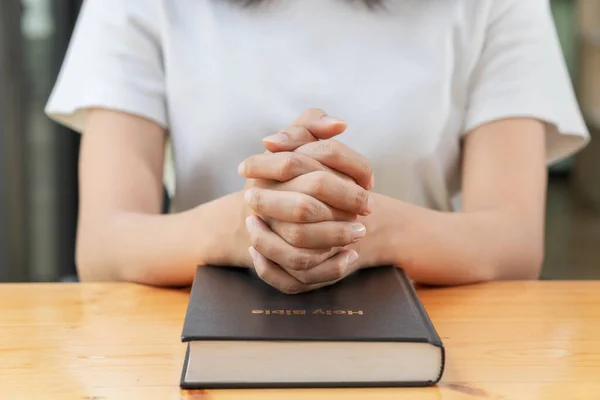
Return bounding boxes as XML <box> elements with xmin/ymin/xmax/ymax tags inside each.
<box><xmin>45</xmin><ymin>0</ymin><xmax>589</xmax><ymax>293</ymax></box>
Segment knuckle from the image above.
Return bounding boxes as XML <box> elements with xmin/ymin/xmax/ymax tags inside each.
<box><xmin>287</xmin><ymin>125</ymin><xmax>314</xmax><ymax>143</ymax></box>
<box><xmin>362</xmin><ymin>160</ymin><xmax>373</xmax><ymax>182</ymax></box>
<box><xmin>249</xmin><ymin>232</ymin><xmax>263</xmax><ymax>251</ymax></box>
<box><xmin>306</xmin><ymin>171</ymin><xmax>328</xmax><ymax>196</ymax></box>
<box><xmin>306</xmin><ymin>108</ymin><xmax>326</xmax><ymax>118</ymax></box>
<box><xmin>246</xmin><ymin>189</ymin><xmax>261</xmax><ymax>211</ymax></box>
<box><xmin>286</xmin><ymin>225</ymin><xmax>307</xmax><ymax>247</ymax></box>
<box><xmin>280</xmin><ymin>154</ymin><xmax>302</xmax><ymax>179</ymax></box>
<box><xmin>294</xmin><ymin>271</ymin><xmax>312</xmax><ymax>285</ymax></box>
<box><xmin>293</xmin><ymin>196</ymin><xmax>318</xmax><ymax>222</ymax></box>
<box><xmin>288</xmin><ymin>251</ymin><xmax>313</xmax><ymax>271</ymax></box>
<box><xmin>281</xmin><ymin>282</ymin><xmax>304</xmax><ymax>295</ymax></box>
<box><xmin>354</xmin><ymin>189</ymin><xmax>370</xmax><ymax>211</ymax></box>
<box><xmin>292</xmin><ymin>125</ymin><xmax>312</xmax><ymax>138</ymax></box>
<box><xmin>336</xmin><ymin>226</ymin><xmax>352</xmax><ymax>244</ymax></box>
<box><xmin>332</xmin><ymin>259</ymin><xmax>347</xmax><ymax>279</ymax></box>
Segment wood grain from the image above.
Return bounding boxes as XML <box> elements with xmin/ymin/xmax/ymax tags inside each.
<box><xmin>1</xmin><ymin>281</ymin><xmax>599</xmax><ymax>399</ymax></box>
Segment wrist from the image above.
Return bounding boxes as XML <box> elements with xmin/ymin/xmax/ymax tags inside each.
<box><xmin>347</xmin><ymin>193</ymin><xmax>493</xmax><ymax>284</ymax></box>
<box><xmin>385</xmin><ymin>201</ymin><xmax>505</xmax><ymax>285</ymax></box>
<box><xmin>191</xmin><ymin>191</ymin><xmax>253</xmax><ymax>268</ymax></box>
<box><xmin>346</xmin><ymin>193</ymin><xmax>405</xmax><ymax>269</ymax></box>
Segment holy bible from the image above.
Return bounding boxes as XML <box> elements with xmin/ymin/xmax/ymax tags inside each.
<box><xmin>180</xmin><ymin>265</ymin><xmax>445</xmax><ymax>389</ymax></box>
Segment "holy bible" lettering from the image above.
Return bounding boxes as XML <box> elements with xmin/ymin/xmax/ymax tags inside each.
<box><xmin>252</xmin><ymin>309</ymin><xmax>364</xmax><ymax>315</ymax></box>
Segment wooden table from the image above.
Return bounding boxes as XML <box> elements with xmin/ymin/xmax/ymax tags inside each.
<box><xmin>1</xmin><ymin>281</ymin><xmax>599</xmax><ymax>399</ymax></box>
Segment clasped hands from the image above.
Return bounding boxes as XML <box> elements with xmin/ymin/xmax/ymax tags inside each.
<box><xmin>238</xmin><ymin>109</ymin><xmax>375</xmax><ymax>294</ymax></box>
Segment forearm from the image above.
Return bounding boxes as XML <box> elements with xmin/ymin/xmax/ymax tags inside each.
<box><xmin>352</xmin><ymin>193</ymin><xmax>543</xmax><ymax>285</ymax></box>
<box><xmin>76</xmin><ymin>192</ymin><xmax>251</xmax><ymax>286</ymax></box>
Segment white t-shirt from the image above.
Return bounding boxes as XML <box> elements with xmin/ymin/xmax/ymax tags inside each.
<box><xmin>45</xmin><ymin>0</ymin><xmax>589</xmax><ymax>213</ymax></box>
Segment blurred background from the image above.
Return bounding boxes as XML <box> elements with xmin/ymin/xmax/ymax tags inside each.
<box><xmin>1</xmin><ymin>0</ymin><xmax>599</xmax><ymax>283</ymax></box>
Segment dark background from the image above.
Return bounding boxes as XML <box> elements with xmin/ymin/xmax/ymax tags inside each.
<box><xmin>1</xmin><ymin>0</ymin><xmax>82</xmax><ymax>282</ymax></box>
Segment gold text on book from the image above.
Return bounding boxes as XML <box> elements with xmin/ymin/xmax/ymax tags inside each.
<box><xmin>252</xmin><ymin>309</ymin><xmax>364</xmax><ymax>315</ymax></box>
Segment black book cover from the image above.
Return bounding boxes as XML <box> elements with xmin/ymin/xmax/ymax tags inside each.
<box><xmin>180</xmin><ymin>265</ymin><xmax>445</xmax><ymax>388</ymax></box>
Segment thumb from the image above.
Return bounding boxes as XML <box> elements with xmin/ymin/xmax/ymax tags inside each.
<box><xmin>263</xmin><ymin>113</ymin><xmax>346</xmax><ymax>153</ymax></box>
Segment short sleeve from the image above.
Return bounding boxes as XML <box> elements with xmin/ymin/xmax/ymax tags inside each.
<box><xmin>463</xmin><ymin>0</ymin><xmax>590</xmax><ymax>164</ymax></box>
<box><xmin>45</xmin><ymin>0</ymin><xmax>167</xmax><ymax>132</ymax></box>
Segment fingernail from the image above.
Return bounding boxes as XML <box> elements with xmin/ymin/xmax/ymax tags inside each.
<box><xmin>366</xmin><ymin>196</ymin><xmax>374</xmax><ymax>214</ymax></box>
<box><xmin>245</xmin><ymin>216</ymin><xmax>256</xmax><ymax>231</ymax></box>
<box><xmin>369</xmin><ymin>174</ymin><xmax>375</xmax><ymax>189</ymax></box>
<box><xmin>263</xmin><ymin>132</ymin><xmax>289</xmax><ymax>144</ymax></box>
<box><xmin>248</xmin><ymin>246</ymin><xmax>259</xmax><ymax>262</ymax></box>
<box><xmin>321</xmin><ymin>115</ymin><xmax>346</xmax><ymax>125</ymax></box>
<box><xmin>346</xmin><ymin>250</ymin><xmax>359</xmax><ymax>267</ymax></box>
<box><xmin>351</xmin><ymin>223</ymin><xmax>367</xmax><ymax>242</ymax></box>
<box><xmin>320</xmin><ymin>115</ymin><xmax>345</xmax><ymax>125</ymax></box>
<box><xmin>237</xmin><ymin>161</ymin><xmax>246</xmax><ymax>176</ymax></box>
<box><xmin>244</xmin><ymin>189</ymin><xmax>253</xmax><ymax>203</ymax></box>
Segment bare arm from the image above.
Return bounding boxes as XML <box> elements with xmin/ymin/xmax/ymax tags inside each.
<box><xmin>76</xmin><ymin>109</ymin><xmax>251</xmax><ymax>286</ymax></box>
<box><xmin>350</xmin><ymin>118</ymin><xmax>547</xmax><ymax>285</ymax></box>
<box><xmin>76</xmin><ymin>108</ymin><xmax>362</xmax><ymax>288</ymax></box>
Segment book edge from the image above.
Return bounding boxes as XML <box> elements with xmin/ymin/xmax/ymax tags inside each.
<box><xmin>179</xmin><ymin>343</ymin><xmax>191</xmax><ymax>388</ymax></box>
<box><xmin>181</xmin><ymin>335</ymin><xmax>440</xmax><ymax>343</ymax></box>
<box><xmin>180</xmin><ymin>380</ymin><xmax>440</xmax><ymax>390</ymax></box>
<box><xmin>436</xmin><ymin>341</ymin><xmax>446</xmax><ymax>384</ymax></box>
<box><xmin>179</xmin><ymin>340</ymin><xmax>445</xmax><ymax>389</ymax></box>
<box><xmin>394</xmin><ymin>267</ymin><xmax>446</xmax><ymax>381</ymax></box>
